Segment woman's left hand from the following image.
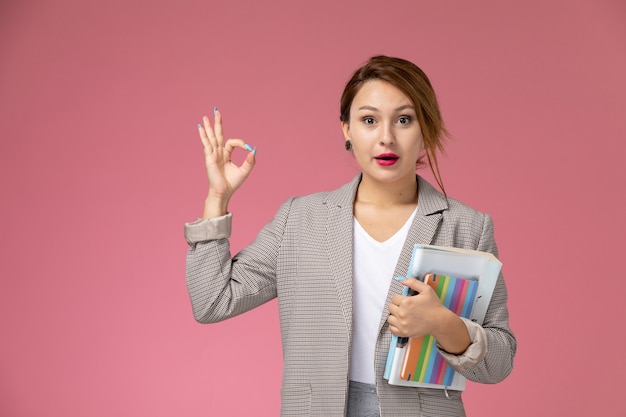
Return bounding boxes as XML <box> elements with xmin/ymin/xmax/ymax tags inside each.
<box><xmin>388</xmin><ymin>278</ymin><xmax>446</xmax><ymax>339</ymax></box>
<box><xmin>388</xmin><ymin>278</ymin><xmax>472</xmax><ymax>354</ymax></box>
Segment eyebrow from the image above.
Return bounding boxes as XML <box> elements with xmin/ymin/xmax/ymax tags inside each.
<box><xmin>357</xmin><ymin>104</ymin><xmax>415</xmax><ymax>112</ymax></box>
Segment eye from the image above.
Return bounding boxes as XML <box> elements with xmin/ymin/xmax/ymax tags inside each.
<box><xmin>362</xmin><ymin>117</ymin><xmax>376</xmax><ymax>125</ymax></box>
<box><xmin>397</xmin><ymin>116</ymin><xmax>412</xmax><ymax>125</ymax></box>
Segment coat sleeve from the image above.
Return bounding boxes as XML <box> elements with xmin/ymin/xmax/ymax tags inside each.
<box><xmin>458</xmin><ymin>213</ymin><xmax>516</xmax><ymax>384</ymax></box>
<box><xmin>184</xmin><ymin>198</ymin><xmax>293</xmax><ymax>323</ymax></box>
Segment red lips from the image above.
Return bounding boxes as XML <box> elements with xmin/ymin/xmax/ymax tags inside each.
<box><xmin>374</xmin><ymin>153</ymin><xmax>399</xmax><ymax>166</ymax></box>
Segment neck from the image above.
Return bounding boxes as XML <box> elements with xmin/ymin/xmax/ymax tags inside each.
<box><xmin>356</xmin><ymin>174</ymin><xmax>418</xmax><ymax>207</ymax></box>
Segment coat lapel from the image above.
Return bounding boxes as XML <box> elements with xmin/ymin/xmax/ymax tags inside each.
<box><xmin>324</xmin><ymin>175</ymin><xmax>450</xmax><ymax>338</ymax></box>
<box><xmin>325</xmin><ymin>175</ymin><xmax>361</xmax><ymax>338</ymax></box>
<box><xmin>380</xmin><ymin>176</ymin><xmax>449</xmax><ymax>329</ymax></box>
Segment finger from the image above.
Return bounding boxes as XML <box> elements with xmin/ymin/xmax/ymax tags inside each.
<box><xmin>223</xmin><ymin>139</ymin><xmax>257</xmax><ymax>176</ymax></box>
<box><xmin>198</xmin><ymin>121</ymin><xmax>211</xmax><ymax>150</ymax></box>
<box><xmin>390</xmin><ymin>294</ymin><xmax>403</xmax><ymax>305</ymax></box>
<box><xmin>223</xmin><ymin>139</ymin><xmax>247</xmax><ymax>162</ymax></box>
<box><xmin>223</xmin><ymin>139</ymin><xmax>256</xmax><ymax>158</ymax></box>
<box><xmin>400</xmin><ymin>277</ymin><xmax>429</xmax><ymax>293</ymax></box>
<box><xmin>214</xmin><ymin>108</ymin><xmax>224</xmax><ymax>147</ymax></box>
<box><xmin>239</xmin><ymin>147</ymin><xmax>257</xmax><ymax>175</ymax></box>
<box><xmin>388</xmin><ymin>302</ymin><xmax>398</xmax><ymax>316</ymax></box>
<box><xmin>203</xmin><ymin>115</ymin><xmax>218</xmax><ymax>149</ymax></box>
<box><xmin>387</xmin><ymin>320</ymin><xmax>407</xmax><ymax>337</ymax></box>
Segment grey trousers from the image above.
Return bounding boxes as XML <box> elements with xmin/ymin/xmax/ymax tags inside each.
<box><xmin>346</xmin><ymin>381</ymin><xmax>380</xmax><ymax>417</ymax></box>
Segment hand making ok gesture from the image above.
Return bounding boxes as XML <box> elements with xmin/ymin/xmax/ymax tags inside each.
<box><xmin>198</xmin><ymin>108</ymin><xmax>256</xmax><ymax>218</ymax></box>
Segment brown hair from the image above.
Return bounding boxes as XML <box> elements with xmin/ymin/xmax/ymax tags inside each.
<box><xmin>340</xmin><ymin>55</ymin><xmax>449</xmax><ymax>195</ymax></box>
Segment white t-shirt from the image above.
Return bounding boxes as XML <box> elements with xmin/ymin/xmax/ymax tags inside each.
<box><xmin>349</xmin><ymin>208</ymin><xmax>417</xmax><ymax>384</ymax></box>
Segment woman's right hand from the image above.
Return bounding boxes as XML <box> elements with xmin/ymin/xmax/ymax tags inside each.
<box><xmin>198</xmin><ymin>109</ymin><xmax>256</xmax><ymax>218</ymax></box>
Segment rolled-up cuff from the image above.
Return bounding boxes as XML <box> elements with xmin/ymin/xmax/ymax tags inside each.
<box><xmin>184</xmin><ymin>213</ymin><xmax>232</xmax><ymax>244</ymax></box>
<box><xmin>436</xmin><ymin>317</ymin><xmax>488</xmax><ymax>372</ymax></box>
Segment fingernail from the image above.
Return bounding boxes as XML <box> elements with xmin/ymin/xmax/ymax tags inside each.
<box><xmin>197</xmin><ymin>123</ymin><xmax>201</xmax><ymax>129</ymax></box>
<box><xmin>244</xmin><ymin>144</ymin><xmax>253</xmax><ymax>152</ymax></box>
<box><xmin>394</xmin><ymin>276</ymin><xmax>406</xmax><ymax>281</ymax></box>
<box><xmin>253</xmin><ymin>147</ymin><xmax>257</xmax><ymax>157</ymax></box>
<box><xmin>213</xmin><ymin>106</ymin><xmax>218</xmax><ymax>115</ymax></box>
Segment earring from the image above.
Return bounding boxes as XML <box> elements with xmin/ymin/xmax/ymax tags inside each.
<box><xmin>345</xmin><ymin>140</ymin><xmax>352</xmax><ymax>151</ymax></box>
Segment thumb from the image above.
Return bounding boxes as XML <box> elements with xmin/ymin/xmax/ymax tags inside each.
<box><xmin>399</xmin><ymin>277</ymin><xmax>430</xmax><ymax>294</ymax></box>
<box><xmin>240</xmin><ymin>147</ymin><xmax>256</xmax><ymax>176</ymax></box>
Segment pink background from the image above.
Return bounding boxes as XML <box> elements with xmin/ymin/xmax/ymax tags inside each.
<box><xmin>1</xmin><ymin>1</ymin><xmax>624</xmax><ymax>416</ymax></box>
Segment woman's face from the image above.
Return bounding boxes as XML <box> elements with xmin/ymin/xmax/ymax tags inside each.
<box><xmin>341</xmin><ymin>80</ymin><xmax>423</xmax><ymax>186</ymax></box>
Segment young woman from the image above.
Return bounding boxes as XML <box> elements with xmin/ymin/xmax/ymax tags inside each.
<box><xmin>185</xmin><ymin>56</ymin><xmax>516</xmax><ymax>416</ymax></box>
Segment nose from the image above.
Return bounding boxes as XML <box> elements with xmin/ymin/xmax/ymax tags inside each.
<box><xmin>380</xmin><ymin>121</ymin><xmax>395</xmax><ymax>146</ymax></box>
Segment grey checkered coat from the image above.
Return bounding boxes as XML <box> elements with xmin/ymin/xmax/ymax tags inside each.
<box><xmin>185</xmin><ymin>174</ymin><xmax>516</xmax><ymax>416</ymax></box>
